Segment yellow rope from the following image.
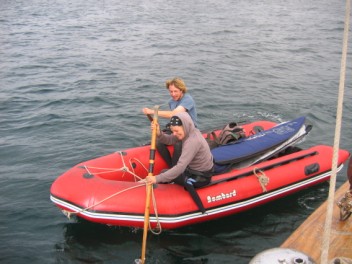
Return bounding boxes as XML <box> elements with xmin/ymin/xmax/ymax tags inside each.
<box><xmin>321</xmin><ymin>0</ymin><xmax>350</xmax><ymax>263</ymax></box>
<box><xmin>254</xmin><ymin>168</ymin><xmax>269</xmax><ymax>192</ymax></box>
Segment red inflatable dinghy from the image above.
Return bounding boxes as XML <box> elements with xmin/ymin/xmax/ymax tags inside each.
<box><xmin>50</xmin><ymin>117</ymin><xmax>349</xmax><ymax>229</ymax></box>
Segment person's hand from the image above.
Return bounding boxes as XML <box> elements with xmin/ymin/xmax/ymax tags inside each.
<box><xmin>145</xmin><ymin>176</ymin><xmax>156</xmax><ymax>185</ymax></box>
<box><xmin>142</xmin><ymin>108</ymin><xmax>152</xmax><ymax>115</ymax></box>
<box><xmin>151</xmin><ymin>122</ymin><xmax>161</xmax><ymax>136</ymax></box>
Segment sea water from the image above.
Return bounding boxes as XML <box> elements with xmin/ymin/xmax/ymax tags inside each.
<box><xmin>1</xmin><ymin>0</ymin><xmax>351</xmax><ymax>263</ymax></box>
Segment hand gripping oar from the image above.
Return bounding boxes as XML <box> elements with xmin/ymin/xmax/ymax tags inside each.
<box><xmin>137</xmin><ymin>105</ymin><xmax>159</xmax><ymax>264</ymax></box>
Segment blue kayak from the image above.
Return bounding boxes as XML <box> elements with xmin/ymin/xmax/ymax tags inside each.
<box><xmin>212</xmin><ymin>116</ymin><xmax>310</xmax><ymax>173</ymax></box>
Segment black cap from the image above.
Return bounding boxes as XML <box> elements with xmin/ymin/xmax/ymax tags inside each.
<box><xmin>170</xmin><ymin>116</ymin><xmax>183</xmax><ymax>126</ymax></box>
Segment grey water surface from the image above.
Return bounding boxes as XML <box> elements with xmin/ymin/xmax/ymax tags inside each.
<box><xmin>1</xmin><ymin>0</ymin><xmax>351</xmax><ymax>263</ymax></box>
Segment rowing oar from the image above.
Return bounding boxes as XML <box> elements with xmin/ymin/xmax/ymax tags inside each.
<box><xmin>137</xmin><ymin>105</ymin><xmax>159</xmax><ymax>264</ymax></box>
<box><xmin>146</xmin><ymin>114</ymin><xmax>153</xmax><ymax>122</ymax></box>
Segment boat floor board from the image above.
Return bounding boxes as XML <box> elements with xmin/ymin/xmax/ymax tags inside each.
<box><xmin>280</xmin><ymin>181</ymin><xmax>352</xmax><ymax>262</ymax></box>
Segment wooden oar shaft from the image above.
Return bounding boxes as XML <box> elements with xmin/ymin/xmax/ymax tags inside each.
<box><xmin>147</xmin><ymin>123</ymin><xmax>158</xmax><ymax>175</ymax></box>
<box><xmin>141</xmin><ymin>184</ymin><xmax>152</xmax><ymax>264</ymax></box>
<box><xmin>140</xmin><ymin>106</ymin><xmax>159</xmax><ymax>264</ymax></box>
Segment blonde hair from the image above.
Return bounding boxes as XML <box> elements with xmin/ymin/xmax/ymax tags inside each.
<box><xmin>165</xmin><ymin>77</ymin><xmax>188</xmax><ymax>93</ymax></box>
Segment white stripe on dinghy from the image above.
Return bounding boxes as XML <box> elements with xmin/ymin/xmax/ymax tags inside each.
<box><xmin>50</xmin><ymin>165</ymin><xmax>343</xmax><ymax>225</ymax></box>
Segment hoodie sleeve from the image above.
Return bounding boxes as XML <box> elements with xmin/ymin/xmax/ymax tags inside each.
<box><xmin>155</xmin><ymin>112</ymin><xmax>213</xmax><ymax>183</ymax></box>
<box><xmin>157</xmin><ymin>132</ymin><xmax>179</xmax><ymax>145</ymax></box>
<box><xmin>155</xmin><ymin>139</ymin><xmax>199</xmax><ymax>183</ymax></box>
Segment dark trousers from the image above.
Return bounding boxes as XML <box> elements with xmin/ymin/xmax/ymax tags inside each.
<box><xmin>174</xmin><ymin>168</ymin><xmax>212</xmax><ymax>214</ymax></box>
<box><xmin>156</xmin><ymin>141</ymin><xmax>182</xmax><ymax>168</ymax></box>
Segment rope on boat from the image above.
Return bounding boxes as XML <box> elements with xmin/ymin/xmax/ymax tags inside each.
<box><xmin>82</xmin><ymin>152</ymin><xmax>146</xmax><ymax>180</ymax></box>
<box><xmin>146</xmin><ymin>183</ymin><xmax>162</xmax><ymax>235</ymax></box>
<box><xmin>321</xmin><ymin>1</ymin><xmax>350</xmax><ymax>263</ymax></box>
<box><xmin>337</xmin><ymin>190</ymin><xmax>352</xmax><ymax>221</ymax></box>
<box><xmin>63</xmin><ymin>184</ymin><xmax>145</xmax><ymax>219</ymax></box>
<box><xmin>84</xmin><ymin>165</ymin><xmax>92</xmax><ymax>175</ymax></box>
<box><xmin>254</xmin><ymin>168</ymin><xmax>269</xmax><ymax>192</ymax></box>
<box><xmin>64</xmin><ymin>151</ymin><xmax>163</xmax><ymax>233</ymax></box>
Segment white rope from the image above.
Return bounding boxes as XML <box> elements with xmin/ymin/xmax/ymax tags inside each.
<box><xmin>129</xmin><ymin>157</ymin><xmax>149</xmax><ymax>181</ymax></box>
<box><xmin>69</xmin><ymin>152</ymin><xmax>163</xmax><ymax>232</ymax></box>
<box><xmin>82</xmin><ymin>152</ymin><xmax>146</xmax><ymax>181</ymax></box>
<box><xmin>64</xmin><ymin>183</ymin><xmax>145</xmax><ymax>218</ymax></box>
<box><xmin>148</xmin><ymin>184</ymin><xmax>163</xmax><ymax>235</ymax></box>
<box><xmin>84</xmin><ymin>166</ymin><xmax>128</xmax><ymax>174</ymax></box>
<box><xmin>321</xmin><ymin>1</ymin><xmax>350</xmax><ymax>263</ymax></box>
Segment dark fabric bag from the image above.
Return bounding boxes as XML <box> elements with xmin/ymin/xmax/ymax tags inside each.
<box><xmin>206</xmin><ymin>122</ymin><xmax>246</xmax><ymax>149</ymax></box>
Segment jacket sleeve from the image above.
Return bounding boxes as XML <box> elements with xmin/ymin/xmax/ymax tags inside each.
<box><xmin>157</xmin><ymin>132</ymin><xmax>178</xmax><ymax>145</ymax></box>
<box><xmin>156</xmin><ymin>138</ymin><xmax>199</xmax><ymax>183</ymax></box>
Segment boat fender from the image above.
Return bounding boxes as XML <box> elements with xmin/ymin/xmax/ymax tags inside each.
<box><xmin>304</xmin><ymin>163</ymin><xmax>320</xmax><ymax>176</ymax></box>
<box><xmin>249</xmin><ymin>247</ymin><xmax>315</xmax><ymax>264</ymax></box>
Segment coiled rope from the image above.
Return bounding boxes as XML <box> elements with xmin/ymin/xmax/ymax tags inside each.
<box><xmin>337</xmin><ymin>190</ymin><xmax>352</xmax><ymax>221</ymax></box>
<box><xmin>321</xmin><ymin>1</ymin><xmax>350</xmax><ymax>263</ymax></box>
<box><xmin>254</xmin><ymin>168</ymin><xmax>269</xmax><ymax>192</ymax></box>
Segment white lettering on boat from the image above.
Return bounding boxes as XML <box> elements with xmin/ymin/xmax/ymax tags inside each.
<box><xmin>207</xmin><ymin>190</ymin><xmax>237</xmax><ymax>203</ymax></box>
